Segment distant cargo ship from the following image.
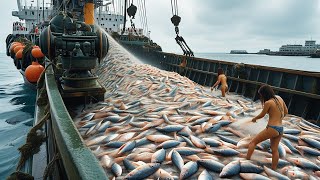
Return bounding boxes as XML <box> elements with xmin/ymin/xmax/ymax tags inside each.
<box><xmin>230</xmin><ymin>50</ymin><xmax>248</xmax><ymax>54</ymax></box>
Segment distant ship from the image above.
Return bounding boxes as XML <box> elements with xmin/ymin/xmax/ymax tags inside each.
<box><xmin>274</xmin><ymin>40</ymin><xmax>319</xmax><ymax>56</ymax></box>
<box><xmin>230</xmin><ymin>50</ymin><xmax>248</xmax><ymax>54</ymax></box>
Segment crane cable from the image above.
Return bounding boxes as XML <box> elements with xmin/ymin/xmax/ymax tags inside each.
<box><xmin>127</xmin><ymin>0</ymin><xmax>138</xmax><ymax>35</ymax></box>
<box><xmin>137</xmin><ymin>0</ymin><xmax>148</xmax><ymax>36</ymax></box>
<box><xmin>170</xmin><ymin>0</ymin><xmax>194</xmax><ymax>56</ymax></box>
<box><xmin>171</xmin><ymin>0</ymin><xmax>178</xmax><ymax>17</ymax></box>
<box><xmin>142</xmin><ymin>0</ymin><xmax>148</xmax><ymax>37</ymax></box>
<box><xmin>137</xmin><ymin>0</ymin><xmax>144</xmax><ymax>35</ymax></box>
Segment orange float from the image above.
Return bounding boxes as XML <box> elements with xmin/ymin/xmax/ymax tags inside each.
<box><xmin>14</xmin><ymin>45</ymin><xmax>25</xmax><ymax>54</ymax></box>
<box><xmin>15</xmin><ymin>49</ymin><xmax>23</xmax><ymax>59</ymax></box>
<box><xmin>10</xmin><ymin>42</ymin><xmax>22</xmax><ymax>52</ymax></box>
<box><xmin>25</xmin><ymin>61</ymin><xmax>45</xmax><ymax>83</ymax></box>
<box><xmin>31</xmin><ymin>47</ymin><xmax>44</xmax><ymax>58</ymax></box>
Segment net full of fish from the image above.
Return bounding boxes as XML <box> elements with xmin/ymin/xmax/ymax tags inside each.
<box><xmin>73</xmin><ymin>35</ymin><xmax>320</xmax><ymax>179</ymax></box>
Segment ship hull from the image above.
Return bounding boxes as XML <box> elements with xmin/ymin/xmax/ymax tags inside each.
<box><xmin>310</xmin><ymin>53</ymin><xmax>320</xmax><ymax>58</ymax></box>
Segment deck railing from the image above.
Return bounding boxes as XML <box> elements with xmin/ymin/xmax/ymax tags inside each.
<box><xmin>44</xmin><ymin>62</ymin><xmax>107</xmax><ymax>179</ymax></box>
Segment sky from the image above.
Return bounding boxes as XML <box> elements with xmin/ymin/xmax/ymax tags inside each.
<box><xmin>1</xmin><ymin>0</ymin><xmax>320</xmax><ymax>53</ymax></box>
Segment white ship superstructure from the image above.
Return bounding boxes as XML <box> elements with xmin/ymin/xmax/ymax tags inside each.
<box><xmin>95</xmin><ymin>3</ymin><xmax>144</xmax><ymax>36</ymax></box>
<box><xmin>96</xmin><ymin>3</ymin><xmax>124</xmax><ymax>33</ymax></box>
<box><xmin>11</xmin><ymin>0</ymin><xmax>144</xmax><ymax>36</ymax></box>
<box><xmin>12</xmin><ymin>0</ymin><xmax>52</xmax><ymax>34</ymax></box>
<box><xmin>279</xmin><ymin>40</ymin><xmax>320</xmax><ymax>55</ymax></box>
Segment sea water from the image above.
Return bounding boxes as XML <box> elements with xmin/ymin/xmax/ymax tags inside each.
<box><xmin>0</xmin><ymin>53</ymin><xmax>36</xmax><ymax>179</ymax></box>
<box><xmin>196</xmin><ymin>53</ymin><xmax>320</xmax><ymax>72</ymax></box>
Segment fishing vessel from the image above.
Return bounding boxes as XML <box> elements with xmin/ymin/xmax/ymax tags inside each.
<box><xmin>4</xmin><ymin>0</ymin><xmax>320</xmax><ymax>179</ymax></box>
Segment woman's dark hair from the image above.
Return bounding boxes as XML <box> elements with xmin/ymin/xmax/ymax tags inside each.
<box><xmin>258</xmin><ymin>84</ymin><xmax>276</xmax><ymax>105</ymax></box>
<box><xmin>217</xmin><ymin>68</ymin><xmax>224</xmax><ymax>76</ymax></box>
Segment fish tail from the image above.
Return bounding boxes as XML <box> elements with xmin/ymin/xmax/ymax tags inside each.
<box><xmin>296</xmin><ymin>148</ymin><xmax>304</xmax><ymax>157</ymax></box>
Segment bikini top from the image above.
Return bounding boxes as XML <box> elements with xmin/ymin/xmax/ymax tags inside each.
<box><xmin>272</xmin><ymin>97</ymin><xmax>285</xmax><ymax>119</ymax></box>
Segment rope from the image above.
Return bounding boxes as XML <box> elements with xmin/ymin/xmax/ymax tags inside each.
<box><xmin>16</xmin><ymin>111</ymin><xmax>50</xmax><ymax>171</ymax></box>
<box><xmin>171</xmin><ymin>0</ymin><xmax>178</xmax><ymax>15</ymax></box>
<box><xmin>169</xmin><ymin>0</ymin><xmax>193</xmax><ymax>56</ymax></box>
<box><xmin>7</xmin><ymin>171</ymin><xmax>34</xmax><ymax>180</ymax></box>
<box><xmin>43</xmin><ymin>153</ymin><xmax>60</xmax><ymax>180</ymax></box>
<box><xmin>142</xmin><ymin>0</ymin><xmax>148</xmax><ymax>35</ymax></box>
<box><xmin>137</xmin><ymin>0</ymin><xmax>143</xmax><ymax>33</ymax></box>
<box><xmin>37</xmin><ymin>85</ymin><xmax>48</xmax><ymax>106</ymax></box>
<box><xmin>9</xmin><ymin>72</ymin><xmax>51</xmax><ymax>178</ymax></box>
<box><xmin>37</xmin><ymin>62</ymin><xmax>54</xmax><ymax>89</ymax></box>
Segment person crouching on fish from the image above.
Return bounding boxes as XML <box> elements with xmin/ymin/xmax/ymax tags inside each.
<box><xmin>246</xmin><ymin>84</ymin><xmax>288</xmax><ymax>170</ymax></box>
<box><xmin>211</xmin><ymin>68</ymin><xmax>228</xmax><ymax>97</ymax></box>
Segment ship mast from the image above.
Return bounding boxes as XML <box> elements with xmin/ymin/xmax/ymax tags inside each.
<box><xmin>42</xmin><ymin>0</ymin><xmax>45</xmax><ymax>21</ymax></box>
<box><xmin>17</xmin><ymin>0</ymin><xmax>22</xmax><ymax>11</ymax></box>
<box><xmin>121</xmin><ymin>0</ymin><xmax>127</xmax><ymax>34</ymax></box>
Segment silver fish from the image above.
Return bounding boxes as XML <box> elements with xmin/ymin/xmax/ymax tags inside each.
<box><xmin>156</xmin><ymin>124</ymin><xmax>185</xmax><ymax>133</ymax></box>
<box><xmin>118</xmin><ymin>140</ymin><xmax>136</xmax><ymax>155</ymax></box>
<box><xmin>100</xmin><ymin>155</ymin><xmax>113</xmax><ymax>168</ymax></box>
<box><xmin>124</xmin><ymin>163</ymin><xmax>161</xmax><ymax>180</ymax></box>
<box><xmin>198</xmin><ymin>170</ymin><xmax>213</xmax><ymax>180</ymax></box>
<box><xmin>263</xmin><ymin>166</ymin><xmax>290</xmax><ymax>180</ymax></box>
<box><xmin>287</xmin><ymin>157</ymin><xmax>320</xmax><ymax>170</ymax></box>
<box><xmin>171</xmin><ymin>150</ymin><xmax>184</xmax><ymax>171</ymax></box>
<box><xmin>81</xmin><ymin>112</ymin><xmax>95</xmax><ymax>121</ymax></box>
<box><xmin>151</xmin><ymin>148</ymin><xmax>166</xmax><ymax>163</ymax></box>
<box><xmin>219</xmin><ymin>160</ymin><xmax>240</xmax><ymax>178</ymax></box>
<box><xmin>239</xmin><ymin>160</ymin><xmax>263</xmax><ymax>173</ymax></box>
<box><xmin>197</xmin><ymin>159</ymin><xmax>224</xmax><ymax>173</ymax></box>
<box><xmin>190</xmin><ymin>135</ymin><xmax>206</xmax><ymax>149</ymax></box>
<box><xmin>180</xmin><ymin>161</ymin><xmax>199</xmax><ymax>180</ymax></box>
<box><xmin>154</xmin><ymin>169</ymin><xmax>174</xmax><ymax>180</ymax></box>
<box><xmin>157</xmin><ymin>140</ymin><xmax>181</xmax><ymax>149</ymax></box>
<box><xmin>239</xmin><ymin>173</ymin><xmax>271</xmax><ymax>180</ymax></box>
<box><xmin>111</xmin><ymin>163</ymin><xmax>122</xmax><ymax>177</ymax></box>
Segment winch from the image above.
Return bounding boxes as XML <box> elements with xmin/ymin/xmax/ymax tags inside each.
<box><xmin>39</xmin><ymin>1</ymin><xmax>108</xmax><ymax>101</ymax></box>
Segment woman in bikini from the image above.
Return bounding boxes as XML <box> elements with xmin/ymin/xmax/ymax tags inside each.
<box><xmin>246</xmin><ymin>84</ymin><xmax>288</xmax><ymax>170</ymax></box>
<box><xmin>211</xmin><ymin>68</ymin><xmax>228</xmax><ymax>97</ymax></box>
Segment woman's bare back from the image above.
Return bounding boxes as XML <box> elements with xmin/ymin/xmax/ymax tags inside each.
<box><xmin>266</xmin><ymin>96</ymin><xmax>288</xmax><ymax>126</ymax></box>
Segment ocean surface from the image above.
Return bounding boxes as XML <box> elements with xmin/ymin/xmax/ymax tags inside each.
<box><xmin>0</xmin><ymin>53</ymin><xmax>35</xmax><ymax>179</ymax></box>
<box><xmin>195</xmin><ymin>53</ymin><xmax>320</xmax><ymax>72</ymax></box>
<box><xmin>0</xmin><ymin>51</ymin><xmax>319</xmax><ymax>178</ymax></box>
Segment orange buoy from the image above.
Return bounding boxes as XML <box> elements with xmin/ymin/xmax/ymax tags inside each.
<box><xmin>14</xmin><ymin>45</ymin><xmax>25</xmax><ymax>54</ymax></box>
<box><xmin>25</xmin><ymin>61</ymin><xmax>44</xmax><ymax>83</ymax></box>
<box><xmin>15</xmin><ymin>49</ymin><xmax>23</xmax><ymax>59</ymax></box>
<box><xmin>10</xmin><ymin>42</ymin><xmax>22</xmax><ymax>52</ymax></box>
<box><xmin>31</xmin><ymin>47</ymin><xmax>44</xmax><ymax>58</ymax></box>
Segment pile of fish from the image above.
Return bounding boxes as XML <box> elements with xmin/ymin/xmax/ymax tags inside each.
<box><xmin>74</xmin><ymin>36</ymin><xmax>320</xmax><ymax>179</ymax></box>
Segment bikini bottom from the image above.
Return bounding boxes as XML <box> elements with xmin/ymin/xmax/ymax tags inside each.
<box><xmin>266</xmin><ymin>125</ymin><xmax>283</xmax><ymax>135</ymax></box>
